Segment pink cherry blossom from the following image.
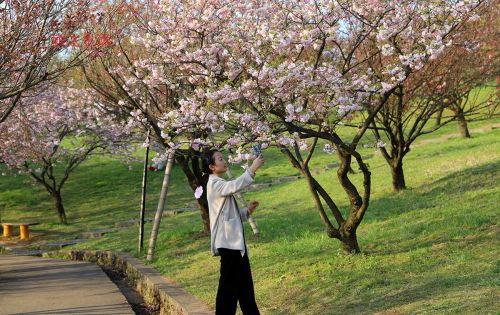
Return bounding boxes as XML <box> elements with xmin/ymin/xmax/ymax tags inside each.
<box><xmin>194</xmin><ymin>186</ymin><xmax>204</xmax><ymax>199</ymax></box>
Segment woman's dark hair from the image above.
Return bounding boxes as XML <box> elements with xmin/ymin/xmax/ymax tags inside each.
<box><xmin>201</xmin><ymin>148</ymin><xmax>219</xmax><ymax>176</ymax></box>
<box><xmin>199</xmin><ymin>148</ymin><xmax>220</xmax><ymax>202</ymax></box>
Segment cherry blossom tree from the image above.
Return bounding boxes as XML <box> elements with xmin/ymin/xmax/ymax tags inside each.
<box><xmin>140</xmin><ymin>0</ymin><xmax>485</xmax><ymax>253</ymax></box>
<box><xmin>80</xmin><ymin>1</ymin><xmax>246</xmax><ymax>234</ymax></box>
<box><xmin>0</xmin><ymin>83</ymin><xmax>134</xmax><ymax>224</ymax></box>
<box><xmin>365</xmin><ymin>1</ymin><xmax>498</xmax><ymax>191</ymax></box>
<box><xmin>0</xmin><ymin>0</ymin><xmax>116</xmax><ymax>124</ymax></box>
<box><xmin>432</xmin><ymin>1</ymin><xmax>499</xmax><ymax>138</ymax></box>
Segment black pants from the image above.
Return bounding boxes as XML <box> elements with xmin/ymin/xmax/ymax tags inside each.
<box><xmin>216</xmin><ymin>248</ymin><xmax>260</xmax><ymax>315</ymax></box>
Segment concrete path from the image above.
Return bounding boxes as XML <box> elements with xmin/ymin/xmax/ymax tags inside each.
<box><xmin>0</xmin><ymin>255</ymin><xmax>134</xmax><ymax>315</ymax></box>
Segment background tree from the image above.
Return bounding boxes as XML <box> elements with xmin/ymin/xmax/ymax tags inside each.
<box><xmin>431</xmin><ymin>2</ymin><xmax>499</xmax><ymax>138</ymax></box>
<box><xmin>0</xmin><ymin>83</ymin><xmax>134</xmax><ymax>224</ymax></box>
<box><xmin>365</xmin><ymin>1</ymin><xmax>498</xmax><ymax>191</ymax></box>
<box><xmin>0</xmin><ymin>0</ymin><xmax>105</xmax><ymax>124</ymax></box>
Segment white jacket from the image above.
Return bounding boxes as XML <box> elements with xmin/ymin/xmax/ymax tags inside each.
<box><xmin>208</xmin><ymin>169</ymin><xmax>255</xmax><ymax>257</ymax></box>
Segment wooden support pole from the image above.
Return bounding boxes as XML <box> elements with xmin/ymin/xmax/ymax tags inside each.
<box><xmin>147</xmin><ymin>150</ymin><xmax>175</xmax><ymax>261</ymax></box>
<box><xmin>139</xmin><ymin>130</ymin><xmax>150</xmax><ymax>254</ymax></box>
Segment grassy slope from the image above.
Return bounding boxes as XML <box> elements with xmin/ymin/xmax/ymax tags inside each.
<box><xmin>1</xmin><ymin>117</ymin><xmax>499</xmax><ymax>314</ymax></box>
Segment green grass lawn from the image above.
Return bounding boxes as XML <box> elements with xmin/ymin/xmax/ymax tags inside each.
<box><xmin>1</xmin><ymin>118</ymin><xmax>499</xmax><ymax>314</ymax></box>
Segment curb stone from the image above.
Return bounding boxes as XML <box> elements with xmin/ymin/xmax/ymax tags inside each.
<box><xmin>162</xmin><ymin>208</ymin><xmax>198</xmax><ymax>216</ymax></box>
<box><xmin>39</xmin><ymin>239</ymin><xmax>87</xmax><ymax>250</ymax></box>
<box><xmin>80</xmin><ymin>227</ymin><xmax>130</xmax><ymax>239</ymax></box>
<box><xmin>116</xmin><ymin>218</ymin><xmax>154</xmax><ymax>227</ymax></box>
<box><xmin>0</xmin><ymin>239</ymin><xmax>87</xmax><ymax>253</ymax></box>
<box><xmin>42</xmin><ymin>249</ymin><xmax>212</xmax><ymax>315</ymax></box>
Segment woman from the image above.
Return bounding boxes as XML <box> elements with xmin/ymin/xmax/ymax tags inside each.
<box><xmin>202</xmin><ymin>148</ymin><xmax>265</xmax><ymax>315</ymax></box>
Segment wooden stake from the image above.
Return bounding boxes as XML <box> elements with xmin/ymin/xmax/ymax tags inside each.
<box><xmin>138</xmin><ymin>130</ymin><xmax>150</xmax><ymax>254</ymax></box>
<box><xmin>147</xmin><ymin>150</ymin><xmax>175</xmax><ymax>261</ymax></box>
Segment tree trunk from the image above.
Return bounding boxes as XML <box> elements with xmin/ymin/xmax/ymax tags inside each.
<box><xmin>280</xmin><ymin>143</ymin><xmax>367</xmax><ymax>254</ymax></box>
<box><xmin>390</xmin><ymin>160</ymin><xmax>406</xmax><ymax>191</ymax></box>
<box><xmin>456</xmin><ymin>108</ymin><xmax>471</xmax><ymax>138</ymax></box>
<box><xmin>197</xmin><ymin>199</ymin><xmax>211</xmax><ymax>234</ymax></box>
<box><xmin>303</xmin><ymin>168</ymin><xmax>338</xmax><ymax>237</ymax></box>
<box><xmin>279</xmin><ymin>146</ymin><xmax>342</xmax><ymax>238</ymax></box>
<box><xmin>339</xmin><ymin>225</ymin><xmax>360</xmax><ymax>253</ymax></box>
<box><xmin>435</xmin><ymin>107</ymin><xmax>444</xmax><ymax>126</ymax></box>
<box><xmin>52</xmin><ymin>190</ymin><xmax>67</xmax><ymax>224</ymax></box>
<box><xmin>336</xmin><ymin>148</ymin><xmax>369</xmax><ymax>254</ymax></box>
<box><xmin>175</xmin><ymin>154</ymin><xmax>211</xmax><ymax>234</ymax></box>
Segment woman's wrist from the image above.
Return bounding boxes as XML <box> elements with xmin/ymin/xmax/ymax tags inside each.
<box><xmin>247</xmin><ymin>167</ymin><xmax>256</xmax><ymax>177</ymax></box>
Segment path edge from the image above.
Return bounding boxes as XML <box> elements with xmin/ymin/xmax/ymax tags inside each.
<box><xmin>42</xmin><ymin>250</ymin><xmax>212</xmax><ymax>315</ymax></box>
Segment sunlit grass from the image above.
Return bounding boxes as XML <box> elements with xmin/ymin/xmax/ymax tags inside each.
<box><xmin>1</xmin><ymin>117</ymin><xmax>498</xmax><ymax>314</ymax></box>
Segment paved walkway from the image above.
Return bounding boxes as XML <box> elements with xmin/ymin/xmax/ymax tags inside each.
<box><xmin>0</xmin><ymin>255</ymin><xmax>134</xmax><ymax>315</ymax></box>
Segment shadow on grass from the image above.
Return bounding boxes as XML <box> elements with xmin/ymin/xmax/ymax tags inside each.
<box><xmin>342</xmin><ymin>272</ymin><xmax>496</xmax><ymax>315</ymax></box>
<box><xmin>360</xmin><ymin>160</ymin><xmax>499</xmax><ymax>256</ymax></box>
<box><xmin>365</xmin><ymin>160</ymin><xmax>499</xmax><ymax>223</ymax></box>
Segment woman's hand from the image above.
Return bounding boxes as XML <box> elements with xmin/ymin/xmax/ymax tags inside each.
<box><xmin>249</xmin><ymin>155</ymin><xmax>265</xmax><ymax>174</ymax></box>
<box><xmin>248</xmin><ymin>201</ymin><xmax>259</xmax><ymax>215</ymax></box>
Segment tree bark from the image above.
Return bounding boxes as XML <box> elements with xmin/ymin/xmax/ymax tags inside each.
<box><xmin>281</xmin><ymin>144</ymin><xmax>365</xmax><ymax>253</ymax></box>
<box><xmin>336</xmin><ymin>149</ymin><xmax>366</xmax><ymax>254</ymax></box>
<box><xmin>175</xmin><ymin>154</ymin><xmax>211</xmax><ymax>234</ymax></box>
<box><xmin>303</xmin><ymin>167</ymin><xmax>338</xmax><ymax>237</ymax></box>
<box><xmin>390</xmin><ymin>159</ymin><xmax>406</xmax><ymax>191</ymax></box>
<box><xmin>435</xmin><ymin>95</ymin><xmax>445</xmax><ymax>126</ymax></box>
<box><xmin>339</xmin><ymin>225</ymin><xmax>360</xmax><ymax>253</ymax></box>
<box><xmin>52</xmin><ymin>190</ymin><xmax>67</xmax><ymax>225</ymax></box>
<box><xmin>197</xmin><ymin>199</ymin><xmax>211</xmax><ymax>234</ymax></box>
<box><xmin>435</xmin><ymin>106</ymin><xmax>444</xmax><ymax>126</ymax></box>
<box><xmin>455</xmin><ymin>107</ymin><xmax>471</xmax><ymax>138</ymax></box>
<box><xmin>279</xmin><ymin>146</ymin><xmax>341</xmax><ymax>238</ymax></box>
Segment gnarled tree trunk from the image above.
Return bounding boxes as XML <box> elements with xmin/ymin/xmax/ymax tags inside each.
<box><xmin>452</xmin><ymin>106</ymin><xmax>471</xmax><ymax>138</ymax></box>
<box><xmin>197</xmin><ymin>199</ymin><xmax>211</xmax><ymax>234</ymax></box>
<box><xmin>175</xmin><ymin>153</ymin><xmax>210</xmax><ymax>234</ymax></box>
<box><xmin>52</xmin><ymin>190</ymin><xmax>67</xmax><ymax>225</ymax></box>
<box><xmin>390</xmin><ymin>159</ymin><xmax>406</xmax><ymax>192</ymax></box>
<box><xmin>339</xmin><ymin>227</ymin><xmax>360</xmax><ymax>253</ymax></box>
<box><xmin>336</xmin><ymin>148</ymin><xmax>368</xmax><ymax>254</ymax></box>
<box><xmin>280</xmin><ymin>142</ymin><xmax>368</xmax><ymax>254</ymax></box>
<box><xmin>435</xmin><ymin>107</ymin><xmax>444</xmax><ymax>126</ymax></box>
